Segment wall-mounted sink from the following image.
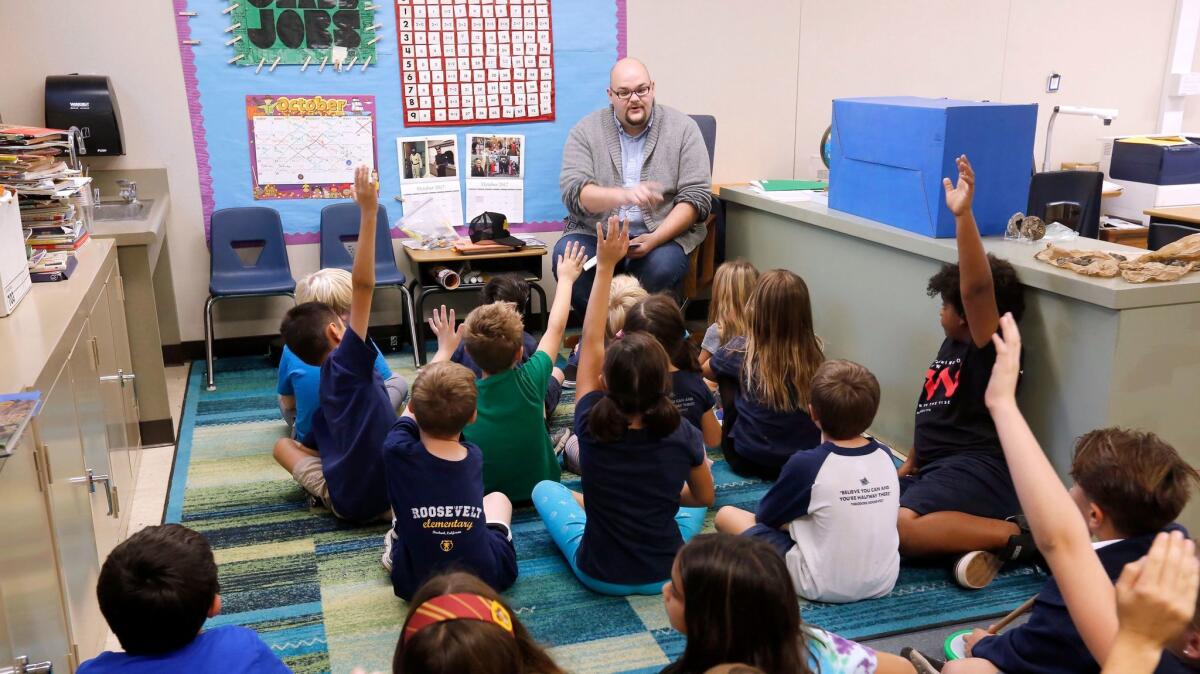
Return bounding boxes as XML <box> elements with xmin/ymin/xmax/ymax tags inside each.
<box><xmin>94</xmin><ymin>199</ymin><xmax>153</xmax><ymax>222</ymax></box>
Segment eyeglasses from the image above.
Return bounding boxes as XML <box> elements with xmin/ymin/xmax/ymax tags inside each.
<box><xmin>612</xmin><ymin>85</ymin><xmax>651</xmax><ymax>101</ymax></box>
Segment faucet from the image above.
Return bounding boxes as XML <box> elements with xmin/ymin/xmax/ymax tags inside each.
<box><xmin>116</xmin><ymin>179</ymin><xmax>139</xmax><ymax>204</ymax></box>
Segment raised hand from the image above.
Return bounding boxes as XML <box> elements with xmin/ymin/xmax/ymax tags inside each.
<box><xmin>985</xmin><ymin>313</ymin><xmax>1021</xmax><ymax>410</ymax></box>
<box><xmin>942</xmin><ymin>154</ymin><xmax>975</xmax><ymax>216</ymax></box>
<box><xmin>595</xmin><ymin>215</ymin><xmax>630</xmax><ymax>270</ymax></box>
<box><xmin>1114</xmin><ymin>531</ymin><xmax>1200</xmax><ymax>649</ymax></box>
<box><xmin>427</xmin><ymin>305</ymin><xmax>462</xmax><ymax>359</ymax></box>
<box><xmin>557</xmin><ymin>240</ymin><xmax>587</xmax><ymax>283</ymax></box>
<box><xmin>351</xmin><ymin>165</ymin><xmax>378</xmax><ymax>212</ymax></box>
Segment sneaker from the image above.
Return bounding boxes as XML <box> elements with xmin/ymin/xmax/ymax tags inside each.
<box><xmin>305</xmin><ymin>493</ymin><xmax>327</xmax><ymax>511</ymax></box>
<box><xmin>381</xmin><ymin>522</ymin><xmax>398</xmax><ymax>571</ymax></box>
<box><xmin>551</xmin><ymin>428</ymin><xmax>573</xmax><ymax>456</ymax></box>
<box><xmin>1001</xmin><ymin>515</ymin><xmax>1042</xmax><ymax>565</ymax></box>
<box><xmin>561</xmin><ymin>434</ymin><xmax>582</xmax><ymax>475</ymax></box>
<box><xmin>954</xmin><ymin>549</ymin><xmax>1004</xmax><ymax>589</ymax></box>
<box><xmin>562</xmin><ymin>362</ymin><xmax>578</xmax><ymax>388</ymax></box>
<box><xmin>901</xmin><ymin>647</ymin><xmax>944</xmax><ymax>673</ymax></box>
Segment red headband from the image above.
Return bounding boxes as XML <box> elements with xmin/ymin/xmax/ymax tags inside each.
<box><xmin>403</xmin><ymin>593</ymin><xmax>515</xmax><ymax>644</ymax></box>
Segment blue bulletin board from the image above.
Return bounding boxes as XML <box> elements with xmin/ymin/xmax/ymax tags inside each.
<box><xmin>173</xmin><ymin>0</ymin><xmax>625</xmax><ymax>242</ymax></box>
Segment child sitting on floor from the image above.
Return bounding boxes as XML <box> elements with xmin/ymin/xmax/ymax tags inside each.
<box><xmin>78</xmin><ymin>524</ymin><xmax>288</xmax><ymax>673</ymax></box>
<box><xmin>533</xmin><ymin>217</ymin><xmax>714</xmax><ymax>596</ymax></box>
<box><xmin>393</xmin><ymin>571</ymin><xmax>565</xmax><ymax>674</ymax></box>
<box><xmin>703</xmin><ymin>269</ymin><xmax>824</xmax><ymax>480</ymax></box>
<box><xmin>381</xmin><ymin>306</ymin><xmax>517</xmax><ymax>600</ymax></box>
<box><xmin>715</xmin><ymin>359</ymin><xmax>899</xmax><ymax>603</ymax></box>
<box><xmin>896</xmin><ymin>155</ymin><xmax>1035</xmax><ymax>590</ymax></box>
<box><xmin>623</xmin><ymin>294</ymin><xmax>721</xmax><ymax>447</ymax></box>
<box><xmin>460</xmin><ymin>243</ymin><xmax>586</xmax><ymax>502</ymax></box>
<box><xmin>660</xmin><ymin>533</ymin><xmax>915</xmax><ymax>674</ymax></box>
<box><xmin>699</xmin><ymin>259</ymin><xmax>759</xmax><ymax>366</ymax></box>
<box><xmin>451</xmin><ymin>274</ymin><xmax>565</xmax><ymax>422</ymax></box>
<box><xmin>562</xmin><ymin>273</ymin><xmax>647</xmax><ymax>386</ymax></box>
<box><xmin>278</xmin><ymin>267</ymin><xmax>407</xmax><ymax>440</ymax></box>
<box><xmin>916</xmin><ymin>314</ymin><xmax>1200</xmax><ymax>674</ymax></box>
<box><xmin>272</xmin><ymin>167</ymin><xmax>393</xmax><ymax>522</ymax></box>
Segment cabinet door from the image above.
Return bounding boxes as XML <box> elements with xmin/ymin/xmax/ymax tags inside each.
<box><xmin>38</xmin><ymin>362</ymin><xmax>105</xmax><ymax>662</ymax></box>
<box><xmin>67</xmin><ymin>321</ymin><xmax>122</xmax><ymax>561</ymax></box>
<box><xmin>105</xmin><ymin>273</ymin><xmax>141</xmax><ymax>459</ymax></box>
<box><xmin>0</xmin><ymin>429</ymin><xmax>73</xmax><ymax>673</ymax></box>
<box><xmin>87</xmin><ymin>281</ymin><xmax>135</xmax><ymax>534</ymax></box>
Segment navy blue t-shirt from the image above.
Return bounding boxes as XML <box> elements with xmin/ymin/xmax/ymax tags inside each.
<box><xmin>710</xmin><ymin>338</ymin><xmax>821</xmax><ymax>468</ymax></box>
<box><xmin>913</xmin><ymin>337</ymin><xmax>1004</xmax><ymax>466</ymax></box>
<box><xmin>451</xmin><ymin>331</ymin><xmax>538</xmax><ymax>377</ymax></box>
<box><xmin>574</xmin><ymin>391</ymin><xmax>706</xmax><ymax>584</ymax></box>
<box><xmin>77</xmin><ymin>626</ymin><xmax>288</xmax><ymax>673</ymax></box>
<box><xmin>670</xmin><ymin>369</ymin><xmax>716</xmax><ymax>432</ymax></box>
<box><xmin>305</xmin><ymin>326</ymin><xmax>394</xmax><ymax>521</ymax></box>
<box><xmin>974</xmin><ymin>524</ymin><xmax>1188</xmax><ymax>674</ymax></box>
<box><xmin>382</xmin><ymin>416</ymin><xmax>518</xmax><ymax>600</ymax></box>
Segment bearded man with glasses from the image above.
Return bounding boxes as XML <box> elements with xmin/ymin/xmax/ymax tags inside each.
<box><xmin>556</xmin><ymin>58</ymin><xmax>713</xmax><ymax>316</ymax></box>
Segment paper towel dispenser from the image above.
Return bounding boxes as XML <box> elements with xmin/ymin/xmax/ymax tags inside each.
<box><xmin>45</xmin><ymin>74</ymin><xmax>124</xmax><ymax>156</ymax></box>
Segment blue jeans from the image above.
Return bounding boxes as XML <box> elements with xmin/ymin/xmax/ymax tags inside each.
<box><xmin>552</xmin><ymin>232</ymin><xmax>690</xmax><ymax>316</ymax></box>
<box><xmin>531</xmin><ymin>480</ymin><xmax>707</xmax><ymax>596</ymax></box>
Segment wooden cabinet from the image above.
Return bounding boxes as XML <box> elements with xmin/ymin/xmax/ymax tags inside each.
<box><xmin>0</xmin><ymin>239</ymin><xmax>142</xmax><ymax>671</ymax></box>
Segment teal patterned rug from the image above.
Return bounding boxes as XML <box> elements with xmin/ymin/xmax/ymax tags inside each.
<box><xmin>166</xmin><ymin>354</ymin><xmax>1045</xmax><ymax>673</ymax></box>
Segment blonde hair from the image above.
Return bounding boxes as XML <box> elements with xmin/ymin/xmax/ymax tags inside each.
<box><xmin>607</xmin><ymin>274</ymin><xmax>648</xmax><ymax>339</ymax></box>
<box><xmin>709</xmin><ymin>260</ymin><xmax>759</xmax><ymax>345</ymax></box>
<box><xmin>297</xmin><ymin>268</ymin><xmax>353</xmax><ymax>316</ymax></box>
<box><xmin>743</xmin><ymin>270</ymin><xmax>824</xmax><ymax>411</ymax></box>
<box><xmin>463</xmin><ymin>302</ymin><xmax>525</xmax><ymax>374</ymax></box>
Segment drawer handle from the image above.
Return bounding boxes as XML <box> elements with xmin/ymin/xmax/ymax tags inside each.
<box><xmin>69</xmin><ymin>468</ymin><xmax>114</xmax><ymax>517</ymax></box>
<box><xmin>0</xmin><ymin>654</ymin><xmax>53</xmax><ymax>673</ymax></box>
<box><xmin>99</xmin><ymin>369</ymin><xmax>137</xmax><ymax>387</ymax></box>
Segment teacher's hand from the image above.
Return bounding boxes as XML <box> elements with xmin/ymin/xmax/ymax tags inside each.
<box><xmin>625</xmin><ymin>182</ymin><xmax>664</xmax><ymax>210</ymax></box>
<box><xmin>626</xmin><ymin>233</ymin><xmax>659</xmax><ymax>260</ymax></box>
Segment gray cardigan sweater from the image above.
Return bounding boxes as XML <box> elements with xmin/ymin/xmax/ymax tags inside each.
<box><xmin>559</xmin><ymin>104</ymin><xmax>712</xmax><ymax>254</ymax></box>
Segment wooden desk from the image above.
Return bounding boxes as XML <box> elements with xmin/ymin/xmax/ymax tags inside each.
<box><xmin>1099</xmin><ymin>226</ymin><xmax>1149</xmax><ymax>249</ymax></box>
<box><xmin>402</xmin><ymin>243</ymin><xmax>548</xmax><ymax>364</ymax></box>
<box><xmin>1144</xmin><ymin>205</ymin><xmax>1200</xmax><ymax>225</ymax></box>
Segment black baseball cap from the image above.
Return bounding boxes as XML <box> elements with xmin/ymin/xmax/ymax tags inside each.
<box><xmin>469</xmin><ymin>211</ymin><xmax>525</xmax><ymax>249</ymax></box>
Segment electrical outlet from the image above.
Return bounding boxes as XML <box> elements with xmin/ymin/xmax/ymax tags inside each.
<box><xmin>1047</xmin><ymin>72</ymin><xmax>1061</xmax><ymax>94</ymax></box>
<box><xmin>389</xmin><ymin>335</ymin><xmax>399</xmax><ymax>350</ymax></box>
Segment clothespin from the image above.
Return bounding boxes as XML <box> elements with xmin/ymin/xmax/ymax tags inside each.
<box><xmin>269</xmin><ymin>56</ymin><xmax>281</xmax><ymax>72</ymax></box>
<box><xmin>224</xmin><ymin>22</ymin><xmax>241</xmax><ymax>33</ymax></box>
<box><xmin>319</xmin><ymin>54</ymin><xmax>329</xmax><ymax>72</ymax></box>
<box><xmin>227</xmin><ymin>53</ymin><xmax>245</xmax><ymax>65</ymax></box>
<box><xmin>178</xmin><ymin>11</ymin><xmax>198</xmax><ymax>17</ymax></box>
<box><xmin>301</xmin><ymin>55</ymin><xmax>312</xmax><ymax>72</ymax></box>
<box><xmin>225</xmin><ymin>34</ymin><xmax>242</xmax><ymax>46</ymax></box>
<box><xmin>364</xmin><ymin>3</ymin><xmax>379</xmax><ymax>9</ymax></box>
<box><xmin>222</xmin><ymin>3</ymin><xmax>239</xmax><ymax>14</ymax></box>
<box><xmin>367</xmin><ymin>35</ymin><xmax>382</xmax><ymax>45</ymax></box>
<box><xmin>366</xmin><ymin>23</ymin><xmax>382</xmax><ymax>31</ymax></box>
<box><xmin>182</xmin><ymin>39</ymin><xmax>201</xmax><ymax>45</ymax></box>
<box><xmin>255</xmin><ymin>56</ymin><xmax>266</xmax><ymax>74</ymax></box>
<box><xmin>346</xmin><ymin>55</ymin><xmax>358</xmax><ymax>70</ymax></box>
<box><xmin>361</xmin><ymin>55</ymin><xmax>372</xmax><ymax>72</ymax></box>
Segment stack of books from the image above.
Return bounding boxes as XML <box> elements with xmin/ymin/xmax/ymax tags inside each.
<box><xmin>0</xmin><ymin>125</ymin><xmax>92</xmax><ymax>260</ymax></box>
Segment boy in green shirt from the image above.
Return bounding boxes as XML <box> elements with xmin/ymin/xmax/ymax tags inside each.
<box><xmin>459</xmin><ymin>242</ymin><xmax>586</xmax><ymax>501</ymax></box>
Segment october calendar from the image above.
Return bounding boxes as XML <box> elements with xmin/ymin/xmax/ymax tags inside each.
<box><xmin>395</xmin><ymin>0</ymin><xmax>556</xmax><ymax>127</ymax></box>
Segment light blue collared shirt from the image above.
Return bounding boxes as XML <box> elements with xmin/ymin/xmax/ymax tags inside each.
<box><xmin>615</xmin><ymin>108</ymin><xmax>653</xmax><ymax>233</ymax></box>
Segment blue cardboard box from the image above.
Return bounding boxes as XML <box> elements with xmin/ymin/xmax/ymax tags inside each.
<box><xmin>1109</xmin><ymin>137</ymin><xmax>1200</xmax><ymax>186</ymax></box>
<box><xmin>829</xmin><ymin>97</ymin><xmax>1038</xmax><ymax>238</ymax></box>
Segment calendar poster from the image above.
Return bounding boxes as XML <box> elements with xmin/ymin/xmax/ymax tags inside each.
<box><xmin>395</xmin><ymin>0</ymin><xmax>555</xmax><ymax>127</ymax></box>
<box><xmin>397</xmin><ymin>135</ymin><xmax>465</xmax><ymax>230</ymax></box>
<box><xmin>466</xmin><ymin>133</ymin><xmax>524</xmax><ymax>222</ymax></box>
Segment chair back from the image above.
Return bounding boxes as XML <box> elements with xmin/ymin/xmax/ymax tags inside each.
<box><xmin>209</xmin><ymin>207</ymin><xmax>292</xmax><ymax>287</ymax></box>
<box><xmin>1027</xmin><ymin>171</ymin><xmax>1103</xmax><ymax>239</ymax></box>
<box><xmin>689</xmin><ymin>114</ymin><xmax>717</xmax><ymax>173</ymax></box>
<box><xmin>1148</xmin><ymin>221</ymin><xmax>1200</xmax><ymax>251</ymax></box>
<box><xmin>319</xmin><ymin>203</ymin><xmax>398</xmax><ymax>271</ymax></box>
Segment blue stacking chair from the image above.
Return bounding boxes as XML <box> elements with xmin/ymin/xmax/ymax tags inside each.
<box><xmin>205</xmin><ymin>207</ymin><xmax>296</xmax><ymax>391</ymax></box>
<box><xmin>319</xmin><ymin>203</ymin><xmax>420</xmax><ymax>367</ymax></box>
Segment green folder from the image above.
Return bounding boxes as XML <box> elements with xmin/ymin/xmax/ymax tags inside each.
<box><xmin>757</xmin><ymin>180</ymin><xmax>828</xmax><ymax>191</ymax></box>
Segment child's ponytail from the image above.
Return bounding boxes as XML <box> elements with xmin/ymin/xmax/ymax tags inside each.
<box><xmin>588</xmin><ymin>395</ymin><xmax>631</xmax><ymax>443</ymax></box>
<box><xmin>642</xmin><ymin>392</ymin><xmax>682</xmax><ymax>438</ymax></box>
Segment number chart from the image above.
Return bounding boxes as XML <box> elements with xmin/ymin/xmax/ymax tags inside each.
<box><xmin>395</xmin><ymin>0</ymin><xmax>555</xmax><ymax>127</ymax></box>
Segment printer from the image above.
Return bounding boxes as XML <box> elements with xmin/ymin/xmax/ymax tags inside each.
<box><xmin>44</xmin><ymin>74</ymin><xmax>125</xmax><ymax>156</ymax></box>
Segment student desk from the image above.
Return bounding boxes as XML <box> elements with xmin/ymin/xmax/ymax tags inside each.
<box><xmin>721</xmin><ymin>186</ymin><xmax>1200</xmax><ymax>532</ymax></box>
<box><xmin>403</xmin><ymin>244</ymin><xmax>548</xmax><ymax>364</ymax></box>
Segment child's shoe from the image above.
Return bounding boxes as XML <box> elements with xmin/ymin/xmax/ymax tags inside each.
<box><xmin>381</xmin><ymin>522</ymin><xmax>398</xmax><ymax>571</ymax></box>
<box><xmin>901</xmin><ymin>647</ymin><xmax>944</xmax><ymax>673</ymax></box>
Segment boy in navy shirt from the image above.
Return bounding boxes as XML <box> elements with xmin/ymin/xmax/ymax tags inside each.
<box><xmin>918</xmin><ymin>315</ymin><xmax>1200</xmax><ymax>674</ymax></box>
<box><xmin>78</xmin><ymin>524</ymin><xmax>288</xmax><ymax>673</ymax></box>
<box><xmin>381</xmin><ymin>305</ymin><xmax>517</xmax><ymax>600</ymax></box>
<box><xmin>897</xmin><ymin>155</ymin><xmax>1034</xmax><ymax>589</ymax></box>
<box><xmin>273</xmin><ymin>166</ymin><xmax>393</xmax><ymax>522</ymax></box>
<box><xmin>715</xmin><ymin>359</ymin><xmax>899</xmax><ymax>603</ymax></box>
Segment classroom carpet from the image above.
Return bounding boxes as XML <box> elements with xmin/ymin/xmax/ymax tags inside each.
<box><xmin>167</xmin><ymin>353</ymin><xmax>1045</xmax><ymax>674</ymax></box>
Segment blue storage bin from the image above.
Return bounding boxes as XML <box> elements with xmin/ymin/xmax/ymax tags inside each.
<box><xmin>1109</xmin><ymin>137</ymin><xmax>1200</xmax><ymax>186</ymax></box>
<box><xmin>829</xmin><ymin>97</ymin><xmax>1038</xmax><ymax>238</ymax></box>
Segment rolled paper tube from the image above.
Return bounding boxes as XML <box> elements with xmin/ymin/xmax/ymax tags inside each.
<box><xmin>433</xmin><ymin>266</ymin><xmax>460</xmax><ymax>290</ymax></box>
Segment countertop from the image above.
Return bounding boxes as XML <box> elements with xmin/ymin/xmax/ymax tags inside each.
<box><xmin>0</xmin><ymin>238</ymin><xmax>116</xmax><ymax>393</ymax></box>
<box><xmin>722</xmin><ymin>187</ymin><xmax>1200</xmax><ymax>311</ymax></box>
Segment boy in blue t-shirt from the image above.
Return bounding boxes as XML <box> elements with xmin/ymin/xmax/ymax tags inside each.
<box><xmin>277</xmin><ymin>267</ymin><xmax>407</xmax><ymax>440</ymax></box>
<box><xmin>272</xmin><ymin>166</ymin><xmax>394</xmax><ymax>522</ymax></box>
<box><xmin>715</xmin><ymin>359</ymin><xmax>900</xmax><ymax>603</ymax></box>
<box><xmin>77</xmin><ymin>524</ymin><xmax>288</xmax><ymax>674</ymax></box>
<box><xmin>381</xmin><ymin>307</ymin><xmax>517</xmax><ymax>600</ymax></box>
